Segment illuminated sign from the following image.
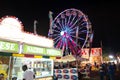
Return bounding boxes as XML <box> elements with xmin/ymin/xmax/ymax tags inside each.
<box><xmin>0</xmin><ymin>16</ymin><xmax>53</xmax><ymax>48</ymax></box>
<box><xmin>46</xmin><ymin>48</ymin><xmax>62</xmax><ymax>56</ymax></box>
<box><xmin>23</xmin><ymin>44</ymin><xmax>62</xmax><ymax>57</ymax></box>
<box><xmin>0</xmin><ymin>40</ymin><xmax>19</xmax><ymax>52</ymax></box>
<box><xmin>23</xmin><ymin>44</ymin><xmax>46</xmax><ymax>55</ymax></box>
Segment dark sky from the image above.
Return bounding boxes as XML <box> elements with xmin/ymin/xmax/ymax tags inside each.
<box><xmin>1</xmin><ymin>0</ymin><xmax>120</xmax><ymax>52</ymax></box>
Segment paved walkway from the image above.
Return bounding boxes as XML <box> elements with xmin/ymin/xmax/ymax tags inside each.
<box><xmin>81</xmin><ymin>70</ymin><xmax>120</xmax><ymax>80</ymax></box>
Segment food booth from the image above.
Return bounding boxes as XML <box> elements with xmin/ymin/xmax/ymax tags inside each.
<box><xmin>0</xmin><ymin>40</ymin><xmax>20</xmax><ymax>80</ymax></box>
<box><xmin>11</xmin><ymin>44</ymin><xmax>62</xmax><ymax>80</ymax></box>
<box><xmin>0</xmin><ymin>16</ymin><xmax>62</xmax><ymax>80</ymax></box>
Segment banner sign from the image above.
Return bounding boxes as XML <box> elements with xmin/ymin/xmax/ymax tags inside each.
<box><xmin>23</xmin><ymin>44</ymin><xmax>62</xmax><ymax>57</ymax></box>
<box><xmin>81</xmin><ymin>48</ymin><xmax>102</xmax><ymax>65</ymax></box>
<box><xmin>46</xmin><ymin>48</ymin><xmax>62</xmax><ymax>57</ymax></box>
<box><xmin>0</xmin><ymin>40</ymin><xmax>19</xmax><ymax>53</ymax></box>
<box><xmin>23</xmin><ymin>44</ymin><xmax>46</xmax><ymax>55</ymax></box>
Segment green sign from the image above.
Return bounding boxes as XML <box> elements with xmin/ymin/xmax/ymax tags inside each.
<box><xmin>46</xmin><ymin>48</ymin><xmax>62</xmax><ymax>56</ymax></box>
<box><xmin>23</xmin><ymin>44</ymin><xmax>46</xmax><ymax>55</ymax></box>
<box><xmin>23</xmin><ymin>44</ymin><xmax>62</xmax><ymax>57</ymax></box>
<box><xmin>0</xmin><ymin>40</ymin><xmax>19</xmax><ymax>53</ymax></box>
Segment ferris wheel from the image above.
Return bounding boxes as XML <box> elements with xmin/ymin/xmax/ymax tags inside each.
<box><xmin>48</xmin><ymin>8</ymin><xmax>93</xmax><ymax>56</ymax></box>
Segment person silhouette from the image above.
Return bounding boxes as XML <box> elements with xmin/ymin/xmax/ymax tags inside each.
<box><xmin>22</xmin><ymin>65</ymin><xmax>35</xmax><ymax>80</ymax></box>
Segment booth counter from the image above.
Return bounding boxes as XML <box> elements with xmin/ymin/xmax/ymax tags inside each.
<box><xmin>12</xmin><ymin>56</ymin><xmax>54</xmax><ymax>80</ymax></box>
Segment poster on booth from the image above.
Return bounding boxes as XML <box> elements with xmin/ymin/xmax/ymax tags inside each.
<box><xmin>81</xmin><ymin>48</ymin><xmax>102</xmax><ymax>65</ymax></box>
<box><xmin>54</xmin><ymin>68</ymin><xmax>78</xmax><ymax>80</ymax></box>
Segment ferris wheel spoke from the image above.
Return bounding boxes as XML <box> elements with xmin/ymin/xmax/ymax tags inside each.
<box><xmin>58</xmin><ymin>21</ymin><xmax>64</xmax><ymax>30</ymax></box>
<box><xmin>65</xmin><ymin>38</ymin><xmax>69</xmax><ymax>50</ymax></box>
<box><xmin>52</xmin><ymin>33</ymin><xmax>60</xmax><ymax>37</ymax></box>
<box><xmin>65</xmin><ymin>17</ymin><xmax>67</xmax><ymax>26</ymax></box>
<box><xmin>61</xmin><ymin>14</ymin><xmax>66</xmax><ymax>27</ymax></box>
<box><xmin>80</xmin><ymin>21</ymin><xmax>88</xmax><ymax>27</ymax></box>
<box><xmin>71</xmin><ymin>35</ymin><xmax>85</xmax><ymax>41</ymax></box>
<box><xmin>77</xmin><ymin>17</ymin><xmax>86</xmax><ymax>26</ymax></box>
<box><xmin>56</xmin><ymin>19</ymin><xmax>63</xmax><ymax>30</ymax></box>
<box><xmin>79</xmin><ymin>37</ymin><xmax>85</xmax><ymax>41</ymax></box>
<box><xmin>79</xmin><ymin>25</ymin><xmax>86</xmax><ymax>30</ymax></box>
<box><xmin>79</xmin><ymin>30</ymin><xmax>87</xmax><ymax>34</ymax></box>
<box><xmin>52</xmin><ymin>29</ymin><xmax>61</xmax><ymax>33</ymax></box>
<box><xmin>53</xmin><ymin>35</ymin><xmax>61</xmax><ymax>41</ymax></box>
<box><xmin>70</xmin><ymin>16</ymin><xmax>83</xmax><ymax>28</ymax></box>
<box><xmin>69</xmin><ymin>15</ymin><xmax>76</xmax><ymax>26</ymax></box>
<box><xmin>70</xmin><ymin>18</ymin><xmax>79</xmax><ymax>28</ymax></box>
<box><xmin>56</xmin><ymin>40</ymin><xmax>62</xmax><ymax>48</ymax></box>
<box><xmin>62</xmin><ymin>19</ymin><xmax>65</xmax><ymax>29</ymax></box>
<box><xmin>53</xmin><ymin>24</ymin><xmax>61</xmax><ymax>30</ymax></box>
<box><xmin>67</xmin><ymin>15</ymin><xmax>72</xmax><ymax>25</ymax></box>
<box><xmin>62</xmin><ymin>43</ymin><xmax>66</xmax><ymax>54</ymax></box>
<box><xmin>59</xmin><ymin>40</ymin><xmax>64</xmax><ymax>49</ymax></box>
<box><xmin>67</xmin><ymin>41</ymin><xmax>74</xmax><ymax>54</ymax></box>
<box><xmin>70</xmin><ymin>27</ymin><xmax>76</xmax><ymax>32</ymax></box>
<box><xmin>55</xmin><ymin>37</ymin><xmax>64</xmax><ymax>48</ymax></box>
<box><xmin>54</xmin><ymin>37</ymin><xmax>62</xmax><ymax>45</ymax></box>
<box><xmin>69</xmin><ymin>37</ymin><xmax>77</xmax><ymax>46</ymax></box>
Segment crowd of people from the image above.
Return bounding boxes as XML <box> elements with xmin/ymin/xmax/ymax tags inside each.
<box><xmin>77</xmin><ymin>61</ymin><xmax>120</xmax><ymax>80</ymax></box>
<box><xmin>98</xmin><ymin>62</ymin><xmax>117</xmax><ymax>80</ymax></box>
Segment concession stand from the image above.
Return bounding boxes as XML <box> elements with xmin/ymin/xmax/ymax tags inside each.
<box><xmin>0</xmin><ymin>16</ymin><xmax>62</xmax><ymax>80</ymax></box>
<box><xmin>0</xmin><ymin>40</ymin><xmax>19</xmax><ymax>80</ymax></box>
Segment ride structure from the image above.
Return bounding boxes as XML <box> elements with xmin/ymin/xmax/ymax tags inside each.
<box><xmin>48</xmin><ymin>8</ymin><xmax>93</xmax><ymax>57</ymax></box>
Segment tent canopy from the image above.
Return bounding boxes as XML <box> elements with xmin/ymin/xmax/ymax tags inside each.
<box><xmin>54</xmin><ymin>54</ymin><xmax>88</xmax><ymax>62</ymax></box>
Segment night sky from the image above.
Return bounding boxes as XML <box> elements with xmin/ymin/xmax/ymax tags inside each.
<box><xmin>1</xmin><ymin>0</ymin><xmax>120</xmax><ymax>52</ymax></box>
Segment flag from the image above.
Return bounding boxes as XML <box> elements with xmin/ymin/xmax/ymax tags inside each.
<box><xmin>48</xmin><ymin>11</ymin><xmax>53</xmax><ymax>37</ymax></box>
<box><xmin>89</xmin><ymin>32</ymin><xmax>94</xmax><ymax>57</ymax></box>
<box><xmin>34</xmin><ymin>20</ymin><xmax>38</xmax><ymax>35</ymax></box>
<box><xmin>90</xmin><ymin>32</ymin><xmax>94</xmax><ymax>43</ymax></box>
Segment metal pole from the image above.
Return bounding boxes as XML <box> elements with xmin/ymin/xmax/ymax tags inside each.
<box><xmin>7</xmin><ymin>56</ymin><xmax>12</xmax><ymax>80</ymax></box>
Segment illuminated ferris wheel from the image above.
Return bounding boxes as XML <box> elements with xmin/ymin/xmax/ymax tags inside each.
<box><xmin>48</xmin><ymin>8</ymin><xmax>93</xmax><ymax>56</ymax></box>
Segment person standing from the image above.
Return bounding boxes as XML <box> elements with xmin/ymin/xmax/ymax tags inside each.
<box><xmin>22</xmin><ymin>65</ymin><xmax>35</xmax><ymax>80</ymax></box>
<box><xmin>99</xmin><ymin>64</ymin><xmax>105</xmax><ymax>80</ymax></box>
<box><xmin>108</xmin><ymin>62</ymin><xmax>115</xmax><ymax>80</ymax></box>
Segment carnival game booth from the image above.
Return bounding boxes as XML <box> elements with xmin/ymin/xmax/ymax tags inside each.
<box><xmin>0</xmin><ymin>16</ymin><xmax>62</xmax><ymax>80</ymax></box>
<box><xmin>81</xmin><ymin>48</ymin><xmax>102</xmax><ymax>67</ymax></box>
<box><xmin>54</xmin><ymin>55</ymin><xmax>78</xmax><ymax>80</ymax></box>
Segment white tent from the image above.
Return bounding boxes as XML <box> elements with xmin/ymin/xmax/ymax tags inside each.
<box><xmin>54</xmin><ymin>54</ymin><xmax>88</xmax><ymax>63</ymax></box>
<box><xmin>54</xmin><ymin>55</ymin><xmax>76</xmax><ymax>62</ymax></box>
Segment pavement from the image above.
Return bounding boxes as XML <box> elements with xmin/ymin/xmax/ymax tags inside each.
<box><xmin>81</xmin><ymin>70</ymin><xmax>120</xmax><ymax>80</ymax></box>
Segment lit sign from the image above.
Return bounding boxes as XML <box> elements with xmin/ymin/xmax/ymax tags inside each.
<box><xmin>23</xmin><ymin>44</ymin><xmax>62</xmax><ymax>57</ymax></box>
<box><xmin>0</xmin><ymin>40</ymin><xmax>19</xmax><ymax>52</ymax></box>
<box><xmin>1</xmin><ymin>16</ymin><xmax>23</xmax><ymax>31</ymax></box>
<box><xmin>23</xmin><ymin>44</ymin><xmax>46</xmax><ymax>55</ymax></box>
<box><xmin>0</xmin><ymin>16</ymin><xmax>53</xmax><ymax>48</ymax></box>
<box><xmin>46</xmin><ymin>48</ymin><xmax>62</xmax><ymax>56</ymax></box>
